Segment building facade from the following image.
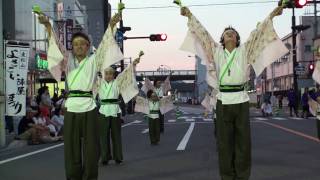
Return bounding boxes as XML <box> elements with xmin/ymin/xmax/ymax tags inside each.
<box><xmin>3</xmin><ymin>0</ymin><xmax>90</xmax><ymax>96</ymax></box>
<box><xmin>264</xmin><ymin>16</ymin><xmax>320</xmax><ymax>95</ymax></box>
<box><xmin>195</xmin><ymin>56</ymin><xmax>208</xmax><ymax>103</ymax></box>
<box><xmin>78</xmin><ymin>0</ymin><xmax>111</xmax><ymax>48</ymax></box>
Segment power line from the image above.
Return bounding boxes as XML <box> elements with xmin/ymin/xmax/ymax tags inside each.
<box><xmin>38</xmin><ymin>0</ymin><xmax>278</xmax><ymax>13</ymax></box>
<box><xmin>118</xmin><ymin>0</ymin><xmax>278</xmax><ymax>10</ymax></box>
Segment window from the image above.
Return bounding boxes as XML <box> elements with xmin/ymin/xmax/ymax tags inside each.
<box><xmin>305</xmin><ymin>45</ymin><xmax>312</xmax><ymax>52</ymax></box>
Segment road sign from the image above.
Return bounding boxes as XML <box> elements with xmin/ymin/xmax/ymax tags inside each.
<box><xmin>115</xmin><ymin>30</ymin><xmax>124</xmax><ymax>43</ymax></box>
<box><xmin>295</xmin><ymin>65</ymin><xmax>305</xmax><ymax>75</ymax></box>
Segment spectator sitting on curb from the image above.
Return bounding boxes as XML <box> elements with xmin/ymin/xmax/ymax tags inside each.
<box><xmin>18</xmin><ymin>108</ymin><xmax>37</xmax><ymax>135</ymax></box>
<box><xmin>261</xmin><ymin>100</ymin><xmax>272</xmax><ymax>117</ymax></box>
<box><xmin>51</xmin><ymin>108</ymin><xmax>64</xmax><ymax>136</ymax></box>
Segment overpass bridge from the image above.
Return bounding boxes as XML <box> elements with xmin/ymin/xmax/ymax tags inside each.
<box><xmin>136</xmin><ymin>70</ymin><xmax>196</xmax><ymax>81</ymax></box>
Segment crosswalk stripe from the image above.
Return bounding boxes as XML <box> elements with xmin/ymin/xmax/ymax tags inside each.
<box><xmin>177</xmin><ymin>116</ymin><xmax>188</xmax><ymax>120</ymax></box>
<box><xmin>203</xmin><ymin>118</ymin><xmax>213</xmax><ymax>121</ymax></box>
<box><xmin>141</xmin><ymin>129</ymin><xmax>149</xmax><ymax>134</ymax></box>
<box><xmin>272</xmin><ymin>117</ymin><xmax>287</xmax><ymax>121</ymax></box>
<box><xmin>168</xmin><ymin>119</ymin><xmax>176</xmax><ymax>123</ymax></box>
<box><xmin>185</xmin><ymin>118</ymin><xmax>195</xmax><ymax>122</ymax></box>
<box><xmin>290</xmin><ymin>117</ymin><xmax>305</xmax><ymax>120</ymax></box>
<box><xmin>254</xmin><ymin>117</ymin><xmax>268</xmax><ymax>121</ymax></box>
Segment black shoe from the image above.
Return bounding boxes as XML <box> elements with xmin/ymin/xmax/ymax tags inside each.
<box><xmin>14</xmin><ymin>136</ymin><xmax>21</xmax><ymax>140</ymax></box>
<box><xmin>151</xmin><ymin>142</ymin><xmax>159</xmax><ymax>145</ymax></box>
<box><xmin>115</xmin><ymin>160</ymin><xmax>123</xmax><ymax>165</ymax></box>
<box><xmin>102</xmin><ymin>161</ymin><xmax>109</xmax><ymax>166</ymax></box>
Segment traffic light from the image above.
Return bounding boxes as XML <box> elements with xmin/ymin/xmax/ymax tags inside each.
<box><xmin>308</xmin><ymin>63</ymin><xmax>314</xmax><ymax>76</ymax></box>
<box><xmin>294</xmin><ymin>0</ymin><xmax>308</xmax><ymax>8</ymax></box>
<box><xmin>278</xmin><ymin>0</ymin><xmax>308</xmax><ymax>8</ymax></box>
<box><xmin>149</xmin><ymin>34</ymin><xmax>167</xmax><ymax>41</ymax></box>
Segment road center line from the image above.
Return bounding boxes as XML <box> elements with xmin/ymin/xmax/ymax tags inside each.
<box><xmin>259</xmin><ymin>121</ymin><xmax>320</xmax><ymax>143</ymax></box>
<box><xmin>177</xmin><ymin>122</ymin><xmax>195</xmax><ymax>151</ymax></box>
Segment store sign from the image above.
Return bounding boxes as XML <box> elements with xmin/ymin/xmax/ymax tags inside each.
<box><xmin>5</xmin><ymin>43</ymin><xmax>30</xmax><ymax>116</ymax></box>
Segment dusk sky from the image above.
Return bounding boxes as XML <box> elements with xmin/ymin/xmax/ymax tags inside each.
<box><xmin>108</xmin><ymin>0</ymin><xmax>306</xmax><ymax>71</ymax></box>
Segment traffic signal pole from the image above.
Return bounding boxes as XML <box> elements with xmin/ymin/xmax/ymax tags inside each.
<box><xmin>124</xmin><ymin>36</ymin><xmax>150</xmax><ymax>40</ymax></box>
<box><xmin>124</xmin><ymin>34</ymin><xmax>167</xmax><ymax>41</ymax></box>
<box><xmin>292</xmin><ymin>7</ymin><xmax>299</xmax><ymax>103</ymax></box>
<box><xmin>0</xmin><ymin>0</ymin><xmax>5</xmax><ymax>148</ymax></box>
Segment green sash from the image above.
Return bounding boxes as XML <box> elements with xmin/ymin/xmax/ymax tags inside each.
<box><xmin>100</xmin><ymin>81</ymin><xmax>115</xmax><ymax>105</ymax></box>
<box><xmin>68</xmin><ymin>58</ymin><xmax>88</xmax><ymax>88</ymax></box>
<box><xmin>219</xmin><ymin>49</ymin><xmax>237</xmax><ymax>85</ymax></box>
<box><xmin>104</xmin><ymin>81</ymin><xmax>114</xmax><ymax>98</ymax></box>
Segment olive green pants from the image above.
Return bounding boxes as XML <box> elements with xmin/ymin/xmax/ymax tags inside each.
<box><xmin>159</xmin><ymin>113</ymin><xmax>164</xmax><ymax>133</ymax></box>
<box><xmin>216</xmin><ymin>100</ymin><xmax>251</xmax><ymax>180</ymax></box>
<box><xmin>64</xmin><ymin>108</ymin><xmax>99</xmax><ymax>180</ymax></box>
<box><xmin>98</xmin><ymin>114</ymin><xmax>123</xmax><ymax>162</ymax></box>
<box><xmin>148</xmin><ymin>118</ymin><xmax>160</xmax><ymax>144</ymax></box>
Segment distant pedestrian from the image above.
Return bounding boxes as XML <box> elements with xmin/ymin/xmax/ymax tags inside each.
<box><xmin>301</xmin><ymin>88</ymin><xmax>309</xmax><ymax>118</ymax></box>
<box><xmin>278</xmin><ymin>94</ymin><xmax>283</xmax><ymax>109</ymax></box>
<box><xmin>287</xmin><ymin>88</ymin><xmax>298</xmax><ymax>117</ymax></box>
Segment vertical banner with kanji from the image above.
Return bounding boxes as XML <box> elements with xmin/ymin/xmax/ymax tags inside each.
<box><xmin>5</xmin><ymin>43</ymin><xmax>30</xmax><ymax>116</ymax></box>
<box><xmin>65</xmin><ymin>19</ymin><xmax>73</xmax><ymax>50</ymax></box>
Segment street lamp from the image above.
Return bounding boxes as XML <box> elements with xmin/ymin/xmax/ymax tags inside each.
<box><xmin>157</xmin><ymin>64</ymin><xmax>172</xmax><ymax>75</ymax></box>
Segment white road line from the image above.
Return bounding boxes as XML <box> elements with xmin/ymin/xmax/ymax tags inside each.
<box><xmin>272</xmin><ymin>117</ymin><xmax>287</xmax><ymax>121</ymax></box>
<box><xmin>129</xmin><ymin>122</ymin><xmax>213</xmax><ymax>125</ymax></box>
<box><xmin>185</xmin><ymin>118</ymin><xmax>195</xmax><ymax>122</ymax></box>
<box><xmin>168</xmin><ymin>119</ymin><xmax>176</xmax><ymax>123</ymax></box>
<box><xmin>177</xmin><ymin>122</ymin><xmax>195</xmax><ymax>151</ymax></box>
<box><xmin>290</xmin><ymin>117</ymin><xmax>305</xmax><ymax>120</ymax></box>
<box><xmin>177</xmin><ymin>116</ymin><xmax>188</xmax><ymax>119</ymax></box>
<box><xmin>122</xmin><ymin>120</ymin><xmax>141</xmax><ymax>127</ymax></box>
<box><xmin>0</xmin><ymin>120</ymin><xmax>139</xmax><ymax>166</ymax></box>
<box><xmin>142</xmin><ymin>128</ymin><xmax>149</xmax><ymax>134</ymax></box>
<box><xmin>191</xmin><ymin>117</ymin><xmax>202</xmax><ymax>119</ymax></box>
<box><xmin>0</xmin><ymin>143</ymin><xmax>64</xmax><ymax>165</ymax></box>
<box><xmin>203</xmin><ymin>118</ymin><xmax>213</xmax><ymax>121</ymax></box>
<box><xmin>254</xmin><ymin>117</ymin><xmax>268</xmax><ymax>121</ymax></box>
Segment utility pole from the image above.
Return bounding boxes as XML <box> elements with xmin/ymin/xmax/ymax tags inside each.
<box><xmin>314</xmin><ymin>0</ymin><xmax>318</xmax><ymax>38</ymax></box>
<box><xmin>292</xmin><ymin>7</ymin><xmax>299</xmax><ymax>103</ymax></box>
<box><xmin>0</xmin><ymin>0</ymin><xmax>6</xmax><ymax>147</ymax></box>
<box><xmin>313</xmin><ymin>0</ymin><xmax>318</xmax><ymax>87</ymax></box>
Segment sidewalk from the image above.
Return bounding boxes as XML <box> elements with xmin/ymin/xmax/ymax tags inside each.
<box><xmin>251</xmin><ymin>104</ymin><xmax>313</xmax><ymax>118</ymax></box>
